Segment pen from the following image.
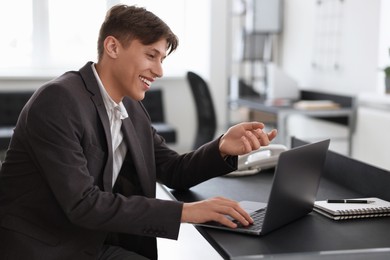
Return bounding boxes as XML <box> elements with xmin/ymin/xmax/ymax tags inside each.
<box><xmin>327</xmin><ymin>199</ymin><xmax>372</xmax><ymax>204</ymax></box>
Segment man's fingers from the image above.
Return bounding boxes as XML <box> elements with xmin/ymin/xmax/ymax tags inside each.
<box><xmin>240</xmin><ymin>121</ymin><xmax>265</xmax><ymax>131</ymax></box>
<box><xmin>252</xmin><ymin>128</ymin><xmax>278</xmax><ymax>146</ymax></box>
<box><xmin>245</xmin><ymin>131</ymin><xmax>261</xmax><ymax>150</ymax></box>
<box><xmin>250</xmin><ymin>121</ymin><xmax>265</xmax><ymax>130</ymax></box>
<box><xmin>241</xmin><ymin>135</ymin><xmax>253</xmax><ymax>153</ymax></box>
<box><xmin>212</xmin><ymin>198</ymin><xmax>254</xmax><ymax>228</ymax></box>
<box><xmin>267</xmin><ymin>129</ymin><xmax>278</xmax><ymax>141</ymax></box>
<box><xmin>244</xmin><ymin>128</ymin><xmax>274</xmax><ymax>150</ymax></box>
<box><xmin>231</xmin><ymin>205</ymin><xmax>254</xmax><ymax>225</ymax></box>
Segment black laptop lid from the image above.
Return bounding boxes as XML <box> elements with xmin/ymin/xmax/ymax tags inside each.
<box><xmin>261</xmin><ymin>139</ymin><xmax>330</xmax><ymax>235</ymax></box>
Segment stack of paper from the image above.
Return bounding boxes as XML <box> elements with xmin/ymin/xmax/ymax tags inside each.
<box><xmin>293</xmin><ymin>100</ymin><xmax>340</xmax><ymax>110</ymax></box>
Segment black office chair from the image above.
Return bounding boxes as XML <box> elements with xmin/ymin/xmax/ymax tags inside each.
<box><xmin>0</xmin><ymin>91</ymin><xmax>34</xmax><ymax>151</ymax></box>
<box><xmin>186</xmin><ymin>71</ymin><xmax>217</xmax><ymax>150</ymax></box>
<box><xmin>142</xmin><ymin>88</ymin><xmax>176</xmax><ymax>143</ymax></box>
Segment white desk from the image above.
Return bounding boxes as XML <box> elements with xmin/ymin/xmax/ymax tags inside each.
<box><xmin>156</xmin><ymin>184</ymin><xmax>222</xmax><ymax>260</ymax></box>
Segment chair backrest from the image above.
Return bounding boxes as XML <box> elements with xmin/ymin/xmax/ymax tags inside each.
<box><xmin>142</xmin><ymin>88</ymin><xmax>165</xmax><ymax>123</ymax></box>
<box><xmin>0</xmin><ymin>91</ymin><xmax>34</xmax><ymax>127</ymax></box>
<box><xmin>141</xmin><ymin>88</ymin><xmax>176</xmax><ymax>143</ymax></box>
<box><xmin>186</xmin><ymin>71</ymin><xmax>217</xmax><ymax>149</ymax></box>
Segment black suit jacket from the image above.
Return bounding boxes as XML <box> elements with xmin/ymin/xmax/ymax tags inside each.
<box><xmin>0</xmin><ymin>62</ymin><xmax>236</xmax><ymax>259</ymax></box>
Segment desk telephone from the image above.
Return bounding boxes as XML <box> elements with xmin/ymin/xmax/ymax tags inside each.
<box><xmin>227</xmin><ymin>144</ymin><xmax>288</xmax><ymax>177</ymax></box>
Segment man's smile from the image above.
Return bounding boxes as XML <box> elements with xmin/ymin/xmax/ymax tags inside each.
<box><xmin>139</xmin><ymin>76</ymin><xmax>153</xmax><ymax>87</ymax></box>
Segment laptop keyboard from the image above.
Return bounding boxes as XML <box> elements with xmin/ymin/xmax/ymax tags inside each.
<box><xmin>235</xmin><ymin>208</ymin><xmax>267</xmax><ymax>230</ymax></box>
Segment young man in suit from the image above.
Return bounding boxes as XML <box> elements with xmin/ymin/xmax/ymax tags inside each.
<box><xmin>0</xmin><ymin>5</ymin><xmax>277</xmax><ymax>260</ymax></box>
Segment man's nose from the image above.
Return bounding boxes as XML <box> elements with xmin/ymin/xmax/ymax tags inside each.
<box><xmin>152</xmin><ymin>62</ymin><xmax>163</xmax><ymax>78</ymax></box>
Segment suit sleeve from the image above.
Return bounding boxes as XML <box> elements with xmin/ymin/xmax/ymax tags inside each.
<box><xmin>153</xmin><ymin>131</ymin><xmax>238</xmax><ymax>190</ymax></box>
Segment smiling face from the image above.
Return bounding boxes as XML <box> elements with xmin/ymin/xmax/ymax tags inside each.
<box><xmin>96</xmin><ymin>5</ymin><xmax>178</xmax><ymax>103</ymax></box>
<box><xmin>97</xmin><ymin>36</ymin><xmax>167</xmax><ymax>103</ymax></box>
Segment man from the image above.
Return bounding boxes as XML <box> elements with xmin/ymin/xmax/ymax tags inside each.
<box><xmin>0</xmin><ymin>5</ymin><xmax>277</xmax><ymax>260</ymax></box>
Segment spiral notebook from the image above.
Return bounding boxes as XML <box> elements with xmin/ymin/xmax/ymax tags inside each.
<box><xmin>314</xmin><ymin>197</ymin><xmax>390</xmax><ymax>220</ymax></box>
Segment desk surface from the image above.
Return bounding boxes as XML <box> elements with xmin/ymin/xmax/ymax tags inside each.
<box><xmin>168</xmin><ymin>171</ymin><xmax>390</xmax><ymax>259</ymax></box>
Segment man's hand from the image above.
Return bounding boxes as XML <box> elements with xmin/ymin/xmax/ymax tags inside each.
<box><xmin>219</xmin><ymin>122</ymin><xmax>277</xmax><ymax>157</ymax></box>
<box><xmin>181</xmin><ymin>197</ymin><xmax>253</xmax><ymax>228</ymax></box>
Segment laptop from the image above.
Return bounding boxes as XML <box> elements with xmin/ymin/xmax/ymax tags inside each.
<box><xmin>197</xmin><ymin>139</ymin><xmax>330</xmax><ymax>236</ymax></box>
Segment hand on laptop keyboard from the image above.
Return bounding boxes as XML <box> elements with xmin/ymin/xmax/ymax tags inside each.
<box><xmin>234</xmin><ymin>208</ymin><xmax>266</xmax><ymax>230</ymax></box>
<box><xmin>181</xmin><ymin>196</ymin><xmax>254</xmax><ymax>228</ymax></box>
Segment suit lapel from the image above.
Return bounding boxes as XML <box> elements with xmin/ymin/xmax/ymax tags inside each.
<box><xmin>91</xmin><ymin>95</ymin><xmax>114</xmax><ymax>192</ymax></box>
<box><xmin>121</xmin><ymin>118</ymin><xmax>154</xmax><ymax>197</ymax></box>
<box><xmin>79</xmin><ymin>62</ymin><xmax>114</xmax><ymax>192</ymax></box>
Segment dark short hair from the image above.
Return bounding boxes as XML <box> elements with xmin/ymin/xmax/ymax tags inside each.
<box><xmin>97</xmin><ymin>4</ymin><xmax>179</xmax><ymax>61</ymax></box>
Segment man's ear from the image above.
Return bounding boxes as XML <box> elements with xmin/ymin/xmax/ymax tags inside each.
<box><xmin>104</xmin><ymin>36</ymin><xmax>120</xmax><ymax>58</ymax></box>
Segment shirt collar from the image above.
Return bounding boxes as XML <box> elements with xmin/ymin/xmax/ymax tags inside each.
<box><xmin>91</xmin><ymin>63</ymin><xmax>128</xmax><ymax>120</ymax></box>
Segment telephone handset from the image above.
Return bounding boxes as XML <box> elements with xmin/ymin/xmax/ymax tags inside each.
<box><xmin>226</xmin><ymin>144</ymin><xmax>288</xmax><ymax>177</ymax></box>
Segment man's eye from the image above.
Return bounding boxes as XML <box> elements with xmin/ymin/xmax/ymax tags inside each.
<box><xmin>147</xmin><ymin>54</ymin><xmax>155</xmax><ymax>59</ymax></box>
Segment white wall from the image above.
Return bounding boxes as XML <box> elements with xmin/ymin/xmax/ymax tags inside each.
<box><xmin>353</xmin><ymin>95</ymin><xmax>390</xmax><ymax>170</ymax></box>
<box><xmin>210</xmin><ymin>0</ymin><xmax>231</xmax><ymax>135</ymax></box>
<box><xmin>377</xmin><ymin>0</ymin><xmax>390</xmax><ymax>93</ymax></box>
<box><xmin>280</xmin><ymin>0</ymin><xmax>381</xmax><ymax>95</ymax></box>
